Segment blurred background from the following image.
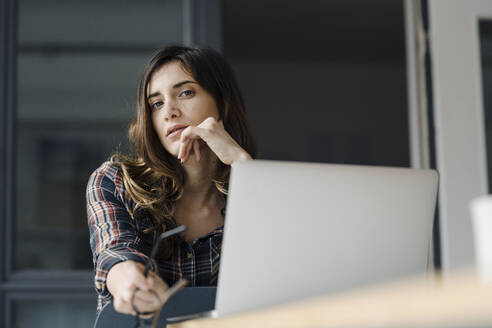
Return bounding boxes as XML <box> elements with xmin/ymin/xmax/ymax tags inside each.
<box><xmin>1</xmin><ymin>0</ymin><xmax>491</xmax><ymax>326</ymax></box>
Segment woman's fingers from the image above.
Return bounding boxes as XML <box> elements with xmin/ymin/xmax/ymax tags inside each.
<box><xmin>176</xmin><ymin>117</ymin><xmax>250</xmax><ymax>165</ymax></box>
<box><xmin>134</xmin><ymin>290</ymin><xmax>160</xmax><ymax>304</ymax></box>
<box><xmin>114</xmin><ymin>290</ymin><xmax>160</xmax><ymax>315</ymax></box>
<box><xmin>108</xmin><ymin>260</ymin><xmax>166</xmax><ymax>316</ymax></box>
<box><xmin>133</xmin><ymin>273</ymin><xmax>169</xmax><ymax>313</ymax></box>
<box><xmin>119</xmin><ymin>283</ymin><xmax>136</xmax><ymax>304</ymax></box>
<box><xmin>113</xmin><ymin>295</ymin><xmax>136</xmax><ymax>315</ymax></box>
<box><xmin>178</xmin><ymin>130</ymin><xmax>190</xmax><ymax>160</ymax></box>
<box><xmin>193</xmin><ymin>140</ymin><xmax>201</xmax><ymax>162</ymax></box>
<box><xmin>179</xmin><ymin>127</ymin><xmax>204</xmax><ymax>163</ymax></box>
<box><xmin>128</xmin><ymin>264</ymin><xmax>153</xmax><ymax>292</ymax></box>
<box><xmin>177</xmin><ymin>138</ymin><xmax>191</xmax><ymax>163</ymax></box>
<box><xmin>106</xmin><ymin>260</ymin><xmax>174</xmax><ymax>317</ymax></box>
<box><xmin>132</xmin><ymin>290</ymin><xmax>161</xmax><ymax>313</ymax></box>
<box><xmin>115</xmin><ymin>285</ymin><xmax>164</xmax><ymax>315</ymax></box>
<box><xmin>146</xmin><ymin>272</ymin><xmax>170</xmax><ymax>300</ymax></box>
<box><xmin>182</xmin><ymin>140</ymin><xmax>201</xmax><ymax>163</ymax></box>
<box><xmin>181</xmin><ymin>139</ymin><xmax>194</xmax><ymax>163</ymax></box>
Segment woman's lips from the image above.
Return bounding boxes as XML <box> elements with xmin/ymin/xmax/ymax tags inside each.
<box><xmin>167</xmin><ymin>127</ymin><xmax>186</xmax><ymax>139</ymax></box>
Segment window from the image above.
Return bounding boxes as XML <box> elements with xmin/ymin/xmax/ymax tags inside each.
<box><xmin>1</xmin><ymin>0</ymin><xmax>186</xmax><ymax>326</ymax></box>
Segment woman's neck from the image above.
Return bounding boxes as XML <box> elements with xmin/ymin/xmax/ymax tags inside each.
<box><xmin>180</xmin><ymin>146</ymin><xmax>220</xmax><ymax>207</ymax></box>
<box><xmin>174</xmin><ymin>146</ymin><xmax>225</xmax><ymax>238</ymax></box>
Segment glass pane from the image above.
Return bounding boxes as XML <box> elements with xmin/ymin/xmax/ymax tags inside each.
<box><xmin>15</xmin><ymin>0</ymin><xmax>184</xmax><ymax>270</ymax></box>
<box><xmin>223</xmin><ymin>0</ymin><xmax>409</xmax><ymax>167</ymax></box>
<box><xmin>480</xmin><ymin>20</ymin><xmax>492</xmax><ymax>192</ymax></box>
<box><xmin>12</xmin><ymin>298</ymin><xmax>95</xmax><ymax>328</ymax></box>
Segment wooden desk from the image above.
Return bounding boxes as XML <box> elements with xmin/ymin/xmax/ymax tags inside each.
<box><xmin>169</xmin><ymin>270</ymin><xmax>492</xmax><ymax>328</ymax></box>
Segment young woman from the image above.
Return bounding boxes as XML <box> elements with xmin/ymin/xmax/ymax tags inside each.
<box><xmin>86</xmin><ymin>45</ymin><xmax>257</xmax><ymax>315</ymax></box>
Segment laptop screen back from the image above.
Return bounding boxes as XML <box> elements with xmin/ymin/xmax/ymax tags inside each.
<box><xmin>215</xmin><ymin>160</ymin><xmax>438</xmax><ymax>316</ymax></box>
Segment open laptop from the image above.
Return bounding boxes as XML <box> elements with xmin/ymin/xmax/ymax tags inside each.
<box><xmin>168</xmin><ymin>160</ymin><xmax>438</xmax><ymax>321</ymax></box>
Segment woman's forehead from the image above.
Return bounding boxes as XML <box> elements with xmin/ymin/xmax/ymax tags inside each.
<box><xmin>147</xmin><ymin>62</ymin><xmax>195</xmax><ymax>94</ymax></box>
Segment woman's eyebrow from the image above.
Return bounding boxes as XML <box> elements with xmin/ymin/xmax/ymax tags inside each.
<box><xmin>147</xmin><ymin>80</ymin><xmax>197</xmax><ymax>99</ymax></box>
<box><xmin>148</xmin><ymin>92</ymin><xmax>160</xmax><ymax>99</ymax></box>
<box><xmin>173</xmin><ymin>80</ymin><xmax>197</xmax><ymax>88</ymax></box>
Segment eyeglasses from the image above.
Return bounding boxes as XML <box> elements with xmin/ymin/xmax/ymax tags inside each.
<box><xmin>131</xmin><ymin>225</ymin><xmax>188</xmax><ymax>328</ymax></box>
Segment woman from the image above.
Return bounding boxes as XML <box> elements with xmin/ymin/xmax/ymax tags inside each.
<box><xmin>86</xmin><ymin>45</ymin><xmax>257</xmax><ymax>315</ymax></box>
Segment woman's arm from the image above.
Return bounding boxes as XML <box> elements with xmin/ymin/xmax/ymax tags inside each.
<box><xmin>86</xmin><ymin>162</ymin><xmax>168</xmax><ymax>314</ymax></box>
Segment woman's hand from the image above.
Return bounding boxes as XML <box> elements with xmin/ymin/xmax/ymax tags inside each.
<box><xmin>107</xmin><ymin>260</ymin><xmax>169</xmax><ymax>315</ymax></box>
<box><xmin>177</xmin><ymin>117</ymin><xmax>251</xmax><ymax>165</ymax></box>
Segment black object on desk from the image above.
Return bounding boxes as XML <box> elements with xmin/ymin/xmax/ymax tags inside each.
<box><xmin>93</xmin><ymin>287</ymin><xmax>216</xmax><ymax>328</ymax></box>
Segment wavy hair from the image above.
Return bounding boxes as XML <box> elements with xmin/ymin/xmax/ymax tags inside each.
<box><xmin>112</xmin><ymin>45</ymin><xmax>257</xmax><ymax>260</ymax></box>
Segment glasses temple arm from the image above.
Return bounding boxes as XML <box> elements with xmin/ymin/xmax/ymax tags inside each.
<box><xmin>144</xmin><ymin>225</ymin><xmax>187</xmax><ymax>277</ymax></box>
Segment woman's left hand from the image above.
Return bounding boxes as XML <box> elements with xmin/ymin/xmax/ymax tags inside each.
<box><xmin>177</xmin><ymin>117</ymin><xmax>251</xmax><ymax>165</ymax></box>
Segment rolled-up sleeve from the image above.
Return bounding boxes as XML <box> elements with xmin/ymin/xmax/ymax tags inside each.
<box><xmin>86</xmin><ymin>162</ymin><xmax>155</xmax><ymax>301</ymax></box>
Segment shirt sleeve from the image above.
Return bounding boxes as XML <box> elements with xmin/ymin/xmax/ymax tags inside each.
<box><xmin>86</xmin><ymin>163</ymin><xmax>156</xmax><ymax>300</ymax></box>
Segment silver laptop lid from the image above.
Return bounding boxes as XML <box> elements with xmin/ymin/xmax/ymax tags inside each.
<box><xmin>215</xmin><ymin>160</ymin><xmax>438</xmax><ymax>316</ymax></box>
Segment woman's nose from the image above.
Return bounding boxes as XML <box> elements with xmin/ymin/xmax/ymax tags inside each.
<box><xmin>163</xmin><ymin>100</ymin><xmax>181</xmax><ymax>120</ymax></box>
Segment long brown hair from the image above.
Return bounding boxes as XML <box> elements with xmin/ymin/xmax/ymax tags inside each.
<box><xmin>113</xmin><ymin>45</ymin><xmax>257</xmax><ymax>260</ymax></box>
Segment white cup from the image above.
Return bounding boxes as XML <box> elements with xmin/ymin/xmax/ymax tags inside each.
<box><xmin>470</xmin><ymin>195</ymin><xmax>492</xmax><ymax>282</ymax></box>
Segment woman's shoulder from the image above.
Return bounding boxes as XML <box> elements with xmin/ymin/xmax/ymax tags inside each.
<box><xmin>87</xmin><ymin>160</ymin><xmax>125</xmax><ymax>192</ymax></box>
<box><xmin>90</xmin><ymin>160</ymin><xmax>123</xmax><ymax>179</ymax></box>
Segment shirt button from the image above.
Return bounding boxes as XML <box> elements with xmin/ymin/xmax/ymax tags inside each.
<box><xmin>187</xmin><ymin>253</ymin><xmax>193</xmax><ymax>259</ymax></box>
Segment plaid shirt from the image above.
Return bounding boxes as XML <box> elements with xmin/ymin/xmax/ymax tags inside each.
<box><xmin>86</xmin><ymin>161</ymin><xmax>223</xmax><ymax>313</ymax></box>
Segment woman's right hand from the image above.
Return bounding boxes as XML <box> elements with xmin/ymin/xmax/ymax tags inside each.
<box><xmin>107</xmin><ymin>260</ymin><xmax>169</xmax><ymax>315</ymax></box>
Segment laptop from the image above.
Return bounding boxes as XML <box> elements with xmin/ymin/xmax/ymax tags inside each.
<box><xmin>168</xmin><ymin>160</ymin><xmax>438</xmax><ymax>321</ymax></box>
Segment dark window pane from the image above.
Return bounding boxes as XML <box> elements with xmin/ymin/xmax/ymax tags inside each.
<box><xmin>12</xmin><ymin>298</ymin><xmax>95</xmax><ymax>328</ymax></box>
<box><xmin>223</xmin><ymin>0</ymin><xmax>409</xmax><ymax>167</ymax></box>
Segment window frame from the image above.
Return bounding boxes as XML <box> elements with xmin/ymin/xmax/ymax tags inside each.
<box><xmin>1</xmin><ymin>0</ymin><xmax>17</xmax><ymax>324</ymax></box>
<box><xmin>428</xmin><ymin>0</ymin><xmax>492</xmax><ymax>273</ymax></box>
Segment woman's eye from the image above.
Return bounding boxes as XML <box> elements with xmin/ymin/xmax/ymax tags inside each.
<box><xmin>180</xmin><ymin>90</ymin><xmax>194</xmax><ymax>97</ymax></box>
<box><xmin>151</xmin><ymin>101</ymin><xmax>163</xmax><ymax>110</ymax></box>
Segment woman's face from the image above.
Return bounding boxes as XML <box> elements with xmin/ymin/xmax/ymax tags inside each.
<box><xmin>148</xmin><ymin>61</ymin><xmax>220</xmax><ymax>156</ymax></box>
